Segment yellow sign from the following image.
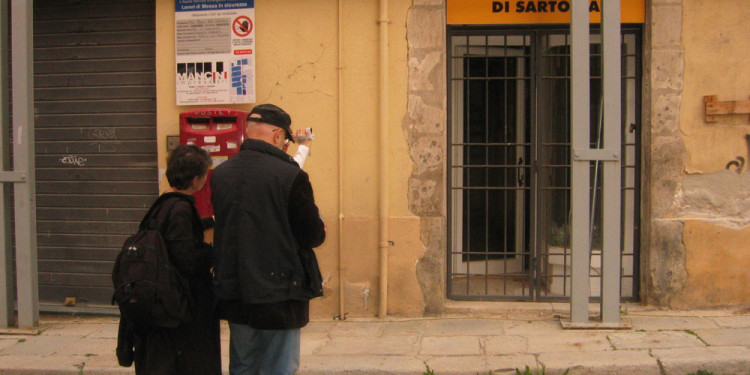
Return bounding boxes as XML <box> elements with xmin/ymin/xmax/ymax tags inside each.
<box><xmin>447</xmin><ymin>0</ymin><xmax>645</xmax><ymax>24</ymax></box>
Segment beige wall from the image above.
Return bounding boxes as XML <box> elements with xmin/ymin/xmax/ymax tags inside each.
<box><xmin>155</xmin><ymin>0</ymin><xmax>750</xmax><ymax>315</ymax></box>
<box><xmin>674</xmin><ymin>0</ymin><xmax>750</xmax><ymax>307</ymax></box>
<box><xmin>681</xmin><ymin>0</ymin><xmax>750</xmax><ymax>173</ymax></box>
<box><xmin>646</xmin><ymin>0</ymin><xmax>750</xmax><ymax>308</ymax></box>
<box><xmin>155</xmin><ymin>0</ymin><xmax>424</xmax><ymax>318</ymax></box>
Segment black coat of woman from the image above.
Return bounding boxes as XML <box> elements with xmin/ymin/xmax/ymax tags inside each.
<box><xmin>117</xmin><ymin>192</ymin><xmax>221</xmax><ymax>375</ymax></box>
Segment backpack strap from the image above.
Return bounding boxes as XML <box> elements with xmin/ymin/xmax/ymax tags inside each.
<box><xmin>139</xmin><ymin>194</ymin><xmax>195</xmax><ymax>268</ymax></box>
<box><xmin>139</xmin><ymin>194</ymin><xmax>192</xmax><ymax>231</ymax></box>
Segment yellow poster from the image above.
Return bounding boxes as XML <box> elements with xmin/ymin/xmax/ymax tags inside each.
<box><xmin>447</xmin><ymin>0</ymin><xmax>645</xmax><ymax>24</ymax></box>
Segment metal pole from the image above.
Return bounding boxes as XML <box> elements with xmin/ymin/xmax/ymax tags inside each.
<box><xmin>11</xmin><ymin>0</ymin><xmax>38</xmax><ymax>329</ymax></box>
<box><xmin>569</xmin><ymin>0</ymin><xmax>591</xmax><ymax>323</ymax></box>
<box><xmin>601</xmin><ymin>0</ymin><xmax>622</xmax><ymax>324</ymax></box>
<box><xmin>377</xmin><ymin>0</ymin><xmax>390</xmax><ymax>318</ymax></box>
<box><xmin>0</xmin><ymin>0</ymin><xmax>14</xmax><ymax>328</ymax></box>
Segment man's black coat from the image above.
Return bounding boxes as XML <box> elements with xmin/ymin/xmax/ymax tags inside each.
<box><xmin>211</xmin><ymin>138</ymin><xmax>326</xmax><ymax>329</ymax></box>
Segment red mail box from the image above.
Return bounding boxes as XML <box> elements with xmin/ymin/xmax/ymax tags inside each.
<box><xmin>179</xmin><ymin>108</ymin><xmax>249</xmax><ymax>217</ymax></box>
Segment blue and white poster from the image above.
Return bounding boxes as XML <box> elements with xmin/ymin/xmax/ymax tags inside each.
<box><xmin>175</xmin><ymin>0</ymin><xmax>255</xmax><ymax>105</ymax></box>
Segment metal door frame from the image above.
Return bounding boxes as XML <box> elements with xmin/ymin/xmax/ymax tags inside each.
<box><xmin>447</xmin><ymin>25</ymin><xmax>642</xmax><ymax>302</ymax></box>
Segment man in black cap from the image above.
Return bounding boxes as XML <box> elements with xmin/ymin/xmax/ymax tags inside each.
<box><xmin>211</xmin><ymin>103</ymin><xmax>326</xmax><ymax>375</ymax></box>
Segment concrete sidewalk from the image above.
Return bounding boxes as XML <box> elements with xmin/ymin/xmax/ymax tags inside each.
<box><xmin>1</xmin><ymin>303</ymin><xmax>749</xmax><ymax>375</ymax></box>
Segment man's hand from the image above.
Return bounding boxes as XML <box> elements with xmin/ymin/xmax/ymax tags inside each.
<box><xmin>295</xmin><ymin>128</ymin><xmax>312</xmax><ymax>147</ymax></box>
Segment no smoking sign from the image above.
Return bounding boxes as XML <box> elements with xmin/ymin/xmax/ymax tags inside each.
<box><xmin>233</xmin><ymin>16</ymin><xmax>253</xmax><ymax>37</ymax></box>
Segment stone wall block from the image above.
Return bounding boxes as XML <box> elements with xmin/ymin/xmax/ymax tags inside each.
<box><xmin>651</xmin><ymin>50</ymin><xmax>684</xmax><ymax>91</ymax></box>
<box><xmin>408</xmin><ymin>51</ymin><xmax>442</xmax><ymax>91</ymax></box>
<box><xmin>650</xmin><ymin>135</ymin><xmax>686</xmax><ymax>218</ymax></box>
<box><xmin>405</xmin><ymin>95</ymin><xmax>445</xmax><ymax>138</ymax></box>
<box><xmin>651</xmin><ymin>5</ymin><xmax>683</xmax><ymax>48</ymax></box>
<box><xmin>409</xmin><ymin>135</ymin><xmax>444</xmax><ymax>174</ymax></box>
<box><xmin>417</xmin><ymin>216</ymin><xmax>446</xmax><ymax>314</ymax></box>
<box><xmin>646</xmin><ymin>219</ymin><xmax>687</xmax><ymax>306</ymax></box>
<box><xmin>407</xmin><ymin>7</ymin><xmax>444</xmax><ymax>50</ymax></box>
<box><xmin>407</xmin><ymin>0</ymin><xmax>447</xmax><ymax>313</ymax></box>
<box><xmin>651</xmin><ymin>92</ymin><xmax>682</xmax><ymax>136</ymax></box>
<box><xmin>408</xmin><ymin>171</ymin><xmax>443</xmax><ymax>216</ymax></box>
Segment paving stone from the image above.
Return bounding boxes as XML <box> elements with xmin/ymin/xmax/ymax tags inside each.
<box><xmin>424</xmin><ymin>355</ymin><xmax>488</xmax><ymax>375</ymax></box>
<box><xmin>299</xmin><ymin>354</ymin><xmax>425</xmax><ymax>375</ymax></box>
<box><xmin>41</xmin><ymin>323</ymin><xmax>102</xmax><ymax>337</ymax></box>
<box><xmin>302</xmin><ymin>320</ymin><xmax>338</xmax><ymax>334</ymax></box>
<box><xmin>692</xmin><ymin>327</ymin><xmax>750</xmax><ymax>347</ymax></box>
<box><xmin>301</xmin><ymin>332</ymin><xmax>330</xmax><ymax>356</ymax></box>
<box><xmin>328</xmin><ymin>321</ymin><xmax>385</xmax><ymax>337</ymax></box>
<box><xmin>653</xmin><ymin>346</ymin><xmax>750</xmax><ymax>374</ymax></box>
<box><xmin>420</xmin><ymin>335</ymin><xmax>481</xmax><ymax>355</ymax></box>
<box><xmin>607</xmin><ymin>330</ymin><xmax>704</xmax><ymax>349</ymax></box>
<box><xmin>0</xmin><ymin>335</ymin><xmax>80</xmax><ymax>356</ymax></box>
<box><xmin>56</xmin><ymin>337</ymin><xmax>113</xmax><ymax>357</ymax></box>
<box><xmin>424</xmin><ymin>318</ymin><xmax>505</xmax><ymax>336</ymax></box>
<box><xmin>525</xmin><ymin>331</ymin><xmax>613</xmax><ymax>353</ymax></box>
<box><xmin>381</xmin><ymin>319</ymin><xmax>430</xmax><ymax>335</ymax></box>
<box><xmin>710</xmin><ymin>315</ymin><xmax>750</xmax><ymax>328</ymax></box>
<box><xmin>538</xmin><ymin>349</ymin><xmax>660</xmax><ymax>375</ymax></box>
<box><xmin>484</xmin><ymin>335</ymin><xmax>528</xmax><ymax>355</ymax></box>
<box><xmin>486</xmin><ymin>354</ymin><xmax>541</xmax><ymax>373</ymax></box>
<box><xmin>0</xmin><ymin>353</ymin><xmax>90</xmax><ymax>374</ymax></box>
<box><xmin>0</xmin><ymin>338</ymin><xmax>20</xmax><ymax>352</ymax></box>
<box><xmin>316</xmin><ymin>335</ymin><xmax>418</xmax><ymax>355</ymax></box>
<box><xmin>503</xmin><ymin>320</ymin><xmax>561</xmax><ymax>336</ymax></box>
<box><xmin>628</xmin><ymin>315</ymin><xmax>718</xmax><ymax>331</ymax></box>
<box><xmin>87</xmin><ymin>324</ymin><xmax>118</xmax><ymax>339</ymax></box>
<box><xmin>78</xmin><ymin>350</ymin><xmax>126</xmax><ymax>371</ymax></box>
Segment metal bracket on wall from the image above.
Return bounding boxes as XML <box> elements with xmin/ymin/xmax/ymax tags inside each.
<box><xmin>0</xmin><ymin>171</ymin><xmax>26</xmax><ymax>182</ymax></box>
<box><xmin>704</xmin><ymin>95</ymin><xmax>750</xmax><ymax>123</ymax></box>
<box><xmin>167</xmin><ymin>135</ymin><xmax>180</xmax><ymax>152</ymax></box>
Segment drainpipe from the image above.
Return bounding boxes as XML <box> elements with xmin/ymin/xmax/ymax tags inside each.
<box><xmin>377</xmin><ymin>0</ymin><xmax>390</xmax><ymax>319</ymax></box>
<box><xmin>337</xmin><ymin>0</ymin><xmax>346</xmax><ymax>320</ymax></box>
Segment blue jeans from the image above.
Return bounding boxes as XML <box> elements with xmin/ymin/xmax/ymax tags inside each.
<box><xmin>228</xmin><ymin>322</ymin><xmax>301</xmax><ymax>375</ymax></box>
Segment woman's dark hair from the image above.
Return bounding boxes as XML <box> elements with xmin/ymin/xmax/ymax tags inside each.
<box><xmin>166</xmin><ymin>145</ymin><xmax>212</xmax><ymax>190</ymax></box>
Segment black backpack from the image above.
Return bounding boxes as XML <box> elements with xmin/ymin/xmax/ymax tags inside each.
<box><xmin>112</xmin><ymin>196</ymin><xmax>193</xmax><ymax>329</ymax></box>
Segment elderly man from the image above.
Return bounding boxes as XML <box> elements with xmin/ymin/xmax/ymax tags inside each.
<box><xmin>211</xmin><ymin>104</ymin><xmax>326</xmax><ymax>375</ymax></box>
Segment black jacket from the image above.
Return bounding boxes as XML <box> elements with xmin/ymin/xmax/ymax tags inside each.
<box><xmin>117</xmin><ymin>193</ymin><xmax>221</xmax><ymax>375</ymax></box>
<box><xmin>211</xmin><ymin>139</ymin><xmax>326</xmax><ymax>328</ymax></box>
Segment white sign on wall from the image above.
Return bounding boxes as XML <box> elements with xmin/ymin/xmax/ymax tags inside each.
<box><xmin>175</xmin><ymin>0</ymin><xmax>256</xmax><ymax>105</ymax></box>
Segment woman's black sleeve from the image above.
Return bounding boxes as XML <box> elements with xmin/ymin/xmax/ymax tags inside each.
<box><xmin>200</xmin><ymin>216</ymin><xmax>215</xmax><ymax>230</ymax></box>
<box><xmin>163</xmin><ymin>202</ymin><xmax>210</xmax><ymax>276</ymax></box>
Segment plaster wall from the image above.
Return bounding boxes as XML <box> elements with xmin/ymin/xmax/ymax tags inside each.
<box><xmin>155</xmin><ymin>0</ymin><xmax>424</xmax><ymax>318</ymax></box>
<box><xmin>151</xmin><ymin>0</ymin><xmax>750</xmax><ymax>315</ymax></box>
<box><xmin>673</xmin><ymin>0</ymin><xmax>750</xmax><ymax>307</ymax></box>
<box><xmin>646</xmin><ymin>0</ymin><xmax>750</xmax><ymax>308</ymax></box>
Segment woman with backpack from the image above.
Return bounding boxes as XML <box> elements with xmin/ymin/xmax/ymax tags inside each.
<box><xmin>116</xmin><ymin>144</ymin><xmax>221</xmax><ymax>375</ymax></box>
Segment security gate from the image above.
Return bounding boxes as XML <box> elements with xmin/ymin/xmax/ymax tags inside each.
<box><xmin>447</xmin><ymin>27</ymin><xmax>640</xmax><ymax>301</ymax></box>
<box><xmin>34</xmin><ymin>0</ymin><xmax>158</xmax><ymax>308</ymax></box>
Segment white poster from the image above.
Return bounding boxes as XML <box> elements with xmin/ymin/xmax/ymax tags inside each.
<box><xmin>175</xmin><ymin>0</ymin><xmax>255</xmax><ymax>105</ymax></box>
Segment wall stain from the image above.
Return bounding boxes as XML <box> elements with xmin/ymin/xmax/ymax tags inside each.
<box><xmin>724</xmin><ymin>134</ymin><xmax>750</xmax><ymax>174</ymax></box>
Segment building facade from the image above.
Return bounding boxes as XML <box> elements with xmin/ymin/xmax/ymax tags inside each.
<box><xmin>2</xmin><ymin>0</ymin><xmax>749</xmax><ymax>324</ymax></box>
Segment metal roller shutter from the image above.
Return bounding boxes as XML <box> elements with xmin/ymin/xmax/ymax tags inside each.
<box><xmin>33</xmin><ymin>0</ymin><xmax>157</xmax><ymax>309</ymax></box>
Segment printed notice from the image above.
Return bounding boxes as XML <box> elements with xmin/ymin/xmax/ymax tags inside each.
<box><xmin>175</xmin><ymin>0</ymin><xmax>256</xmax><ymax>105</ymax></box>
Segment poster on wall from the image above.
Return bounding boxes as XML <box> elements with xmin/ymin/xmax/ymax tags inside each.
<box><xmin>175</xmin><ymin>0</ymin><xmax>256</xmax><ymax>105</ymax></box>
